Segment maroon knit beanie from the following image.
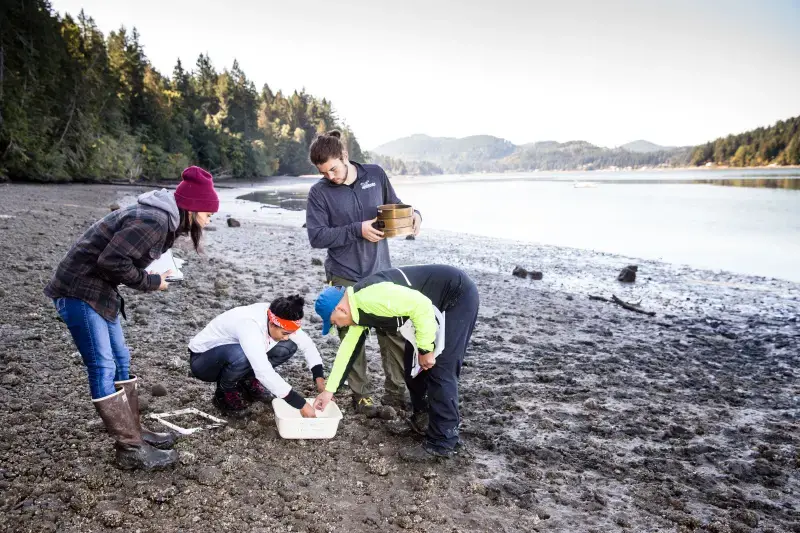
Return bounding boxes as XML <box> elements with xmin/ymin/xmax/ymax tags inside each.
<box><xmin>175</xmin><ymin>166</ymin><xmax>220</xmax><ymax>213</ymax></box>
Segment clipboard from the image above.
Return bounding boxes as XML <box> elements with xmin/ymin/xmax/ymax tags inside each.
<box><xmin>146</xmin><ymin>249</ymin><xmax>184</xmax><ymax>282</ymax></box>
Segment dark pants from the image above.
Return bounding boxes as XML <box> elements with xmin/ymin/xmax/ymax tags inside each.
<box><xmin>190</xmin><ymin>340</ymin><xmax>298</xmax><ymax>391</ymax></box>
<box><xmin>404</xmin><ymin>276</ymin><xmax>480</xmax><ymax>452</ymax></box>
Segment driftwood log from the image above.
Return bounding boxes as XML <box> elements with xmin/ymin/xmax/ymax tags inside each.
<box><xmin>588</xmin><ymin>294</ymin><xmax>656</xmax><ymax>316</ymax></box>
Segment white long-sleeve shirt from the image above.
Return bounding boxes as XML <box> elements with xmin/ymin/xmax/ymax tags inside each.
<box><xmin>188</xmin><ymin>303</ymin><xmax>323</xmax><ymax>399</ymax></box>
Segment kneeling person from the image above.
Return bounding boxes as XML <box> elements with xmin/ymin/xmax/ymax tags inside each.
<box><xmin>314</xmin><ymin>264</ymin><xmax>480</xmax><ymax>461</ymax></box>
<box><xmin>188</xmin><ymin>295</ymin><xmax>325</xmax><ymax>417</ymax></box>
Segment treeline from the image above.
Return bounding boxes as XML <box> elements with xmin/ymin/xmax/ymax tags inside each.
<box><xmin>689</xmin><ymin>116</ymin><xmax>800</xmax><ymax>167</ymax></box>
<box><xmin>503</xmin><ymin>141</ymin><xmax>692</xmax><ymax>172</ymax></box>
<box><xmin>367</xmin><ymin>154</ymin><xmax>443</xmax><ymax>176</ymax></box>
<box><xmin>0</xmin><ymin>1</ymin><xmax>364</xmax><ymax>183</ymax></box>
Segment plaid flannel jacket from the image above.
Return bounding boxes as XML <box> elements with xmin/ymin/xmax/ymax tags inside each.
<box><xmin>44</xmin><ymin>204</ymin><xmax>173</xmax><ymax>321</ymax></box>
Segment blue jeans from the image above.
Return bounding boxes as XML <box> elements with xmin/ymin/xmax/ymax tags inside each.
<box><xmin>54</xmin><ymin>297</ymin><xmax>131</xmax><ymax>399</ymax></box>
<box><xmin>189</xmin><ymin>340</ymin><xmax>297</xmax><ymax>391</ymax></box>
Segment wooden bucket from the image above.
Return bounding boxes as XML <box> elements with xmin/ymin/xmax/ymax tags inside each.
<box><xmin>375</xmin><ymin>204</ymin><xmax>414</xmax><ymax>237</ymax></box>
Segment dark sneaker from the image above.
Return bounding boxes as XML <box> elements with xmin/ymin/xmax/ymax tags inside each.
<box><xmin>399</xmin><ymin>444</ymin><xmax>454</xmax><ymax>463</ymax></box>
<box><xmin>352</xmin><ymin>395</ymin><xmax>379</xmax><ymax>418</ymax></box>
<box><xmin>408</xmin><ymin>411</ymin><xmax>429</xmax><ymax>436</ymax></box>
<box><xmin>239</xmin><ymin>377</ymin><xmax>271</xmax><ymax>402</ymax></box>
<box><xmin>213</xmin><ymin>388</ymin><xmax>250</xmax><ymax>417</ymax></box>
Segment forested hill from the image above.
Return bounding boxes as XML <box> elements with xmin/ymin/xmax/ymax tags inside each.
<box><xmin>371</xmin><ymin>135</ymin><xmax>690</xmax><ymax>173</ymax></box>
<box><xmin>689</xmin><ymin>116</ymin><xmax>800</xmax><ymax>167</ymax></box>
<box><xmin>0</xmin><ymin>1</ymin><xmax>364</xmax><ymax>182</ymax></box>
<box><xmin>372</xmin><ymin>116</ymin><xmax>800</xmax><ymax>174</ymax></box>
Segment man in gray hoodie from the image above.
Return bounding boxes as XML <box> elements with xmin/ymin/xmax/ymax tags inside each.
<box><xmin>305</xmin><ymin>131</ymin><xmax>422</xmax><ymax>413</ymax></box>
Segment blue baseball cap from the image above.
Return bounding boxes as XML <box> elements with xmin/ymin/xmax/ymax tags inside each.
<box><xmin>315</xmin><ymin>286</ymin><xmax>346</xmax><ymax>335</ymax></box>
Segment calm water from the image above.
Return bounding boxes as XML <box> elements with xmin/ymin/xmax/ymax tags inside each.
<box><xmin>239</xmin><ymin>168</ymin><xmax>800</xmax><ymax>282</ymax></box>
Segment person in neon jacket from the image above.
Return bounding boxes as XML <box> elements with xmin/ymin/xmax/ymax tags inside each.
<box><xmin>314</xmin><ymin>264</ymin><xmax>480</xmax><ymax>461</ymax></box>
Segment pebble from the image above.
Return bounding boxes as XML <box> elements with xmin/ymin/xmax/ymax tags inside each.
<box><xmin>151</xmin><ymin>383</ymin><xmax>168</xmax><ymax>397</ymax></box>
<box><xmin>197</xmin><ymin>466</ymin><xmax>221</xmax><ymax>486</ymax></box>
<box><xmin>128</xmin><ymin>498</ymin><xmax>149</xmax><ymax>516</ymax></box>
<box><xmin>583</xmin><ymin>398</ymin><xmax>601</xmax><ymax>410</ymax></box>
<box><xmin>100</xmin><ymin>510</ymin><xmax>124</xmax><ymax>527</ymax></box>
<box><xmin>377</xmin><ymin>406</ymin><xmax>396</xmax><ymax>420</ymax></box>
<box><xmin>367</xmin><ymin>457</ymin><xmax>391</xmax><ymax>476</ymax></box>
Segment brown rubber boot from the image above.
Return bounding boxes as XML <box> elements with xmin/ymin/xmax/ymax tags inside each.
<box><xmin>115</xmin><ymin>375</ymin><xmax>176</xmax><ymax>449</ymax></box>
<box><xmin>92</xmin><ymin>389</ymin><xmax>178</xmax><ymax>470</ymax></box>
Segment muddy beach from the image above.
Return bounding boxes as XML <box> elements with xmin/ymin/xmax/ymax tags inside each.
<box><xmin>0</xmin><ymin>182</ymin><xmax>798</xmax><ymax>533</ymax></box>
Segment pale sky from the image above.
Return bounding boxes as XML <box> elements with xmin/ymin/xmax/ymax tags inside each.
<box><xmin>50</xmin><ymin>0</ymin><xmax>800</xmax><ymax>150</ymax></box>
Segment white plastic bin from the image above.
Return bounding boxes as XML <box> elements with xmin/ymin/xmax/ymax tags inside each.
<box><xmin>271</xmin><ymin>398</ymin><xmax>343</xmax><ymax>439</ymax></box>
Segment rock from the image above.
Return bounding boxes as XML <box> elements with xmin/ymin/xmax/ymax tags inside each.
<box><xmin>149</xmin><ymin>485</ymin><xmax>178</xmax><ymax>504</ymax></box>
<box><xmin>197</xmin><ymin>466</ymin><xmax>221</xmax><ymax>486</ymax></box>
<box><xmin>367</xmin><ymin>457</ymin><xmax>391</xmax><ymax>476</ymax></box>
<box><xmin>311</xmin><ymin>258</ymin><xmax>323</xmax><ymax>266</ymax></box>
<box><xmin>405</xmin><ymin>235</ymin><xmax>415</xmax><ymax>241</ymax></box>
<box><xmin>69</xmin><ymin>489</ymin><xmax>96</xmax><ymax>511</ymax></box>
<box><xmin>128</xmin><ymin>498</ymin><xmax>149</xmax><ymax>516</ymax></box>
<box><xmin>617</xmin><ymin>265</ymin><xmax>638</xmax><ymax>283</ymax></box>
<box><xmin>583</xmin><ymin>398</ymin><xmax>601</xmax><ymax>410</ymax></box>
<box><xmin>528</xmin><ymin>271</ymin><xmax>543</xmax><ymax>280</ymax></box>
<box><xmin>731</xmin><ymin>509</ymin><xmax>758</xmax><ymax>527</ymax></box>
<box><xmin>396</xmin><ymin>515</ymin><xmax>414</xmax><ymax>529</ymax></box>
<box><xmin>179</xmin><ymin>451</ymin><xmax>197</xmax><ymax>466</ymax></box>
<box><xmin>667</xmin><ymin>424</ymin><xmax>693</xmax><ymax>439</ymax></box>
<box><xmin>302</xmin><ymin>223</ymin><xmax>307</xmax><ymax>228</ymax></box>
<box><xmin>100</xmin><ymin>510</ymin><xmax>124</xmax><ymax>527</ymax></box>
<box><xmin>510</xmin><ymin>335</ymin><xmax>528</xmax><ymax>345</ymax></box>
<box><xmin>227</xmin><ymin>218</ymin><xmax>241</xmax><ymax>228</ymax></box>
<box><xmin>278</xmin><ymin>489</ymin><xmax>297</xmax><ymax>502</ymax></box>
<box><xmin>512</xmin><ymin>266</ymin><xmax>528</xmax><ymax>278</ymax></box>
<box><xmin>151</xmin><ymin>383</ymin><xmax>168</xmax><ymax>397</ymax></box>
<box><xmin>204</xmin><ymin>225</ymin><xmax>217</xmax><ymax>232</ymax></box>
<box><xmin>109</xmin><ymin>203</ymin><xmax>121</xmax><ymax>211</ymax></box>
<box><xmin>378</xmin><ymin>406</ymin><xmax>397</xmax><ymax>420</ymax></box>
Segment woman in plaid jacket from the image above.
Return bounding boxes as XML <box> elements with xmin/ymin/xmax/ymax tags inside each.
<box><xmin>45</xmin><ymin>166</ymin><xmax>219</xmax><ymax>471</ymax></box>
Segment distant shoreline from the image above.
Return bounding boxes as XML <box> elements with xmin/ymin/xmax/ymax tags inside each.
<box><xmin>379</xmin><ymin>164</ymin><xmax>800</xmax><ymax>179</ymax></box>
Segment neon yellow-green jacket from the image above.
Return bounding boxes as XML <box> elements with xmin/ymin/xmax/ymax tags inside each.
<box><xmin>326</xmin><ymin>282</ymin><xmax>436</xmax><ymax>393</ymax></box>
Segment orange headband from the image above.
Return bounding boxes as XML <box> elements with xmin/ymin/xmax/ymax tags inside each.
<box><xmin>267</xmin><ymin>309</ymin><xmax>301</xmax><ymax>333</ymax></box>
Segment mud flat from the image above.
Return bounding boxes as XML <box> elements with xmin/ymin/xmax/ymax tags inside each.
<box><xmin>0</xmin><ymin>183</ymin><xmax>798</xmax><ymax>532</ymax></box>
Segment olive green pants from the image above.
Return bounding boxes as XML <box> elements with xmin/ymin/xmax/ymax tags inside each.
<box><xmin>329</xmin><ymin>274</ymin><xmax>408</xmax><ymax>399</ymax></box>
